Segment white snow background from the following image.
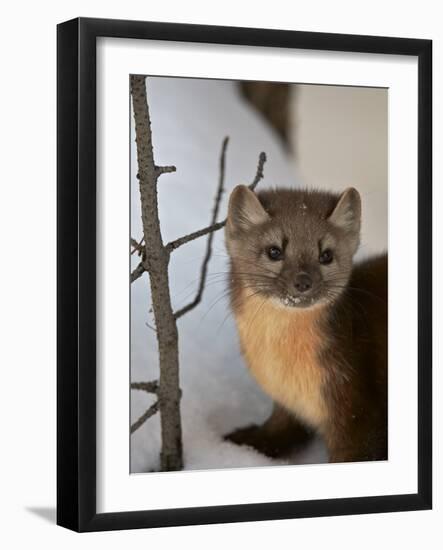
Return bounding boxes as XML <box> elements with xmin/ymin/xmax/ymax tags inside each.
<box><xmin>130</xmin><ymin>77</ymin><xmax>386</xmax><ymax>473</ymax></box>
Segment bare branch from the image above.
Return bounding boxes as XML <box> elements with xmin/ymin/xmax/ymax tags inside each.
<box><xmin>249</xmin><ymin>151</ymin><xmax>267</xmax><ymax>191</ymax></box>
<box><xmin>130</xmin><ymin>401</ymin><xmax>159</xmax><ymax>434</ymax></box>
<box><xmin>156</xmin><ymin>165</ymin><xmax>176</xmax><ymax>176</ymax></box>
<box><xmin>165</xmin><ymin>221</ymin><xmax>226</xmax><ymax>253</ymax></box>
<box><xmin>131</xmin><ymin>74</ymin><xmax>183</xmax><ymax>470</ymax></box>
<box><xmin>137</xmin><ymin>165</ymin><xmax>176</xmax><ymax>179</ymax></box>
<box><xmin>165</xmin><ymin>151</ymin><xmax>267</xmax><ymax>253</ymax></box>
<box><xmin>131</xmin><ymin>236</ymin><xmax>145</xmax><ymax>256</ymax></box>
<box><xmin>130</xmin><ymin>237</ymin><xmax>146</xmax><ymax>282</ymax></box>
<box><xmin>130</xmin><ymin>261</ymin><xmax>146</xmax><ymax>283</ymax></box>
<box><xmin>174</xmin><ymin>137</ymin><xmax>229</xmax><ymax>319</ymax></box>
<box><xmin>131</xmin><ymin>380</ymin><xmax>159</xmax><ymax>393</ymax></box>
<box><xmin>145</xmin><ymin>321</ymin><xmax>157</xmax><ymax>333</ymax></box>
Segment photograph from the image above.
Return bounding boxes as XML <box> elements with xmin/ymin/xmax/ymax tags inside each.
<box><xmin>129</xmin><ymin>75</ymin><xmax>388</xmax><ymax>474</ymax></box>
<box><xmin>55</xmin><ymin>16</ymin><xmax>432</xmax><ymax>533</ymax></box>
<box><xmin>0</xmin><ymin>0</ymin><xmax>436</xmax><ymax>542</ymax></box>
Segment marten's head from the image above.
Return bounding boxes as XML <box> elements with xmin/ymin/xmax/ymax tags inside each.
<box><xmin>225</xmin><ymin>186</ymin><xmax>361</xmax><ymax>310</ymax></box>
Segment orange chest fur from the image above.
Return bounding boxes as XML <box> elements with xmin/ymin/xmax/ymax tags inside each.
<box><xmin>234</xmin><ymin>295</ymin><xmax>329</xmax><ymax>428</ymax></box>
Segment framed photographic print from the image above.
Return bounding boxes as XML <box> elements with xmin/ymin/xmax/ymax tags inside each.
<box><xmin>57</xmin><ymin>17</ymin><xmax>432</xmax><ymax>532</ymax></box>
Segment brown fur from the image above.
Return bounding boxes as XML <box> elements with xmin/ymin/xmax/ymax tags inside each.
<box><xmin>224</xmin><ymin>186</ymin><xmax>387</xmax><ymax>463</ymax></box>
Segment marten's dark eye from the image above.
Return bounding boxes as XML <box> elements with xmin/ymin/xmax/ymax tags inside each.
<box><xmin>267</xmin><ymin>246</ymin><xmax>283</xmax><ymax>261</ymax></box>
<box><xmin>319</xmin><ymin>249</ymin><xmax>333</xmax><ymax>265</ymax></box>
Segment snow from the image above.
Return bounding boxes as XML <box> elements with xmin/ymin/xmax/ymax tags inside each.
<box><xmin>130</xmin><ymin>77</ymin><xmax>382</xmax><ymax>473</ymax></box>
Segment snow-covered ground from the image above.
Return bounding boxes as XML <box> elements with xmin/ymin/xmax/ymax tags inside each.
<box><xmin>130</xmin><ymin>77</ymin><xmax>386</xmax><ymax>473</ymax></box>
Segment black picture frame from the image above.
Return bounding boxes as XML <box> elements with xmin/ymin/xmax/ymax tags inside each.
<box><xmin>57</xmin><ymin>17</ymin><xmax>432</xmax><ymax>532</ymax></box>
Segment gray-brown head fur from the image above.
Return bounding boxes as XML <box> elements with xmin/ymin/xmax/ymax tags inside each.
<box><xmin>225</xmin><ymin>185</ymin><xmax>361</xmax><ymax>309</ymax></box>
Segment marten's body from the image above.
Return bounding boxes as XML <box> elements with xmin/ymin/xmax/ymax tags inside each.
<box><xmin>224</xmin><ymin>186</ymin><xmax>387</xmax><ymax>463</ymax></box>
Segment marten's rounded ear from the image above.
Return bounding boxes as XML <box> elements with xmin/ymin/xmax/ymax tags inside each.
<box><xmin>227</xmin><ymin>185</ymin><xmax>269</xmax><ymax>231</ymax></box>
<box><xmin>328</xmin><ymin>187</ymin><xmax>361</xmax><ymax>233</ymax></box>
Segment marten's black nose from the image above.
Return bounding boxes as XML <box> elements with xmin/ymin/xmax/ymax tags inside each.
<box><xmin>294</xmin><ymin>273</ymin><xmax>312</xmax><ymax>293</ymax></box>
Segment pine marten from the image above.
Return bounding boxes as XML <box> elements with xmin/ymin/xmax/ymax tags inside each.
<box><xmin>224</xmin><ymin>185</ymin><xmax>387</xmax><ymax>463</ymax></box>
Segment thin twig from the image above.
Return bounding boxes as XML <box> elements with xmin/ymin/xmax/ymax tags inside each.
<box><xmin>137</xmin><ymin>165</ymin><xmax>176</xmax><ymax>180</ymax></box>
<box><xmin>174</xmin><ymin>137</ymin><xmax>229</xmax><ymax>319</ymax></box>
<box><xmin>130</xmin><ymin>401</ymin><xmax>159</xmax><ymax>434</ymax></box>
<box><xmin>145</xmin><ymin>321</ymin><xmax>157</xmax><ymax>333</ymax></box>
<box><xmin>131</xmin><ymin>236</ymin><xmax>145</xmax><ymax>255</ymax></box>
<box><xmin>165</xmin><ymin>221</ymin><xmax>227</xmax><ymax>253</ymax></box>
<box><xmin>248</xmin><ymin>151</ymin><xmax>267</xmax><ymax>191</ymax></box>
<box><xmin>156</xmin><ymin>165</ymin><xmax>176</xmax><ymax>176</ymax></box>
<box><xmin>165</xmin><ymin>151</ymin><xmax>266</xmax><ymax>253</ymax></box>
<box><xmin>131</xmin><ymin>380</ymin><xmax>159</xmax><ymax>393</ymax></box>
<box><xmin>130</xmin><ymin>261</ymin><xmax>146</xmax><ymax>283</ymax></box>
<box><xmin>130</xmin><ymin>238</ymin><xmax>146</xmax><ymax>281</ymax></box>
